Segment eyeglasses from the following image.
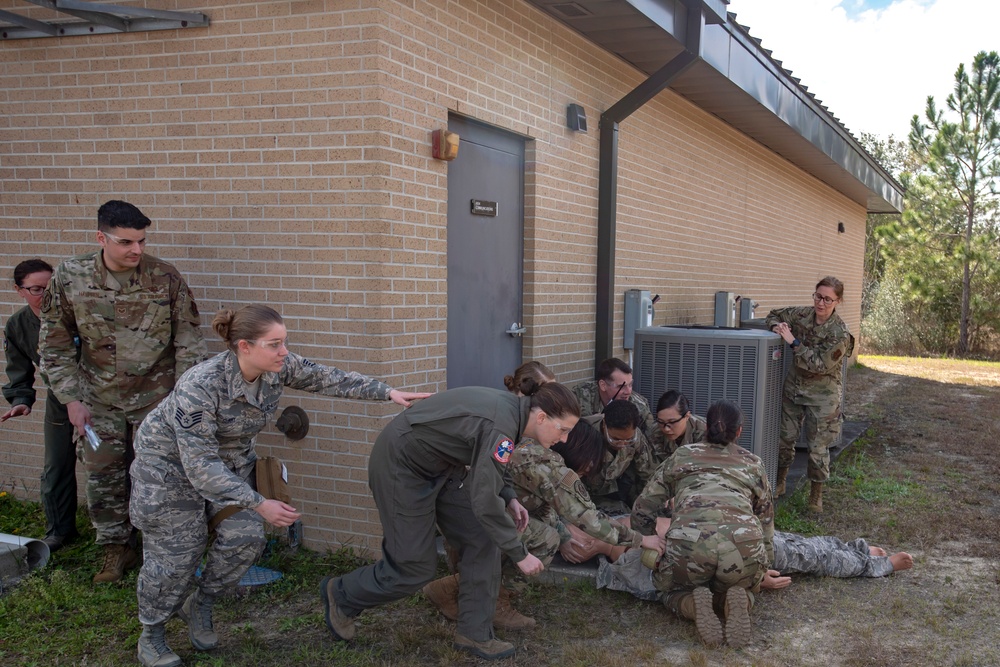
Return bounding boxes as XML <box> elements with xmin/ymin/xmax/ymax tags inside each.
<box><xmin>18</xmin><ymin>285</ymin><xmax>46</xmax><ymax>296</ymax></box>
<box><xmin>102</xmin><ymin>231</ymin><xmax>147</xmax><ymax>248</ymax></box>
<box><xmin>656</xmin><ymin>415</ymin><xmax>686</xmax><ymax>429</ymax></box>
<box><xmin>812</xmin><ymin>292</ymin><xmax>838</xmax><ymax>305</ymax></box>
<box><xmin>603</xmin><ymin>426</ymin><xmax>638</xmax><ymax>447</ymax></box>
<box><xmin>602</xmin><ymin>380</ymin><xmax>632</xmax><ymax>403</ymax></box>
<box><xmin>253</xmin><ymin>338</ymin><xmax>288</xmax><ymax>351</ymax></box>
<box><xmin>547</xmin><ymin>415</ymin><xmax>572</xmax><ymax>435</ymax></box>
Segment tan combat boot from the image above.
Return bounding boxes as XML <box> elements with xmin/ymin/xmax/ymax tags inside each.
<box><xmin>677</xmin><ymin>587</ymin><xmax>724</xmax><ymax>648</ymax></box>
<box><xmin>454</xmin><ymin>632</ymin><xmax>515</xmax><ymax>660</ymax></box>
<box><xmin>808</xmin><ymin>481</ymin><xmax>824</xmax><ymax>512</ymax></box>
<box><xmin>93</xmin><ymin>543</ymin><xmax>140</xmax><ymax>583</ymax></box>
<box><xmin>422</xmin><ymin>574</ymin><xmax>460</xmax><ymax>621</ymax></box>
<box><xmin>136</xmin><ymin>624</ymin><xmax>181</xmax><ymax>667</ymax></box>
<box><xmin>493</xmin><ymin>586</ymin><xmax>536</xmax><ymax>630</ymax></box>
<box><xmin>319</xmin><ymin>576</ymin><xmax>356</xmax><ymax>641</ymax></box>
<box><xmin>775</xmin><ymin>467</ymin><xmax>789</xmax><ymax>497</ymax></box>
<box><xmin>178</xmin><ymin>590</ymin><xmax>219</xmax><ymax>650</ymax></box>
<box><xmin>722</xmin><ymin>587</ymin><xmax>752</xmax><ymax>648</ymax></box>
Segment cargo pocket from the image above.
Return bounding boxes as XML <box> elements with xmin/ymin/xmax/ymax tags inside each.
<box><xmin>129</xmin><ymin>462</ymin><xmax>171</xmax><ymax>531</ymax></box>
<box><xmin>390</xmin><ymin>505</ymin><xmax>438</xmax><ymax>573</ymax></box>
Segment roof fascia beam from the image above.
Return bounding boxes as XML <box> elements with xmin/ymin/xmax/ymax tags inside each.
<box><xmin>24</xmin><ymin>0</ymin><xmax>126</xmax><ymax>31</ymax></box>
<box><xmin>0</xmin><ymin>8</ymin><xmax>57</xmax><ymax>34</ymax></box>
<box><xmin>55</xmin><ymin>0</ymin><xmax>207</xmax><ymax>25</ymax></box>
<box><xmin>2</xmin><ymin>0</ymin><xmax>209</xmax><ymax>39</ymax></box>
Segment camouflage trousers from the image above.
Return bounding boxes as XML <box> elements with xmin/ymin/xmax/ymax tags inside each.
<box><xmin>79</xmin><ymin>401</ymin><xmax>156</xmax><ymax>544</ymax></box>
<box><xmin>501</xmin><ymin>517</ymin><xmax>560</xmax><ymax>592</ymax></box>
<box><xmin>653</xmin><ymin>524</ymin><xmax>767</xmax><ymax>613</ymax></box>
<box><xmin>130</xmin><ymin>458</ymin><xmax>265</xmax><ymax>626</ymax></box>
<box><xmin>773</xmin><ymin>532</ymin><xmax>895</xmax><ymax>578</ymax></box>
<box><xmin>778</xmin><ymin>383</ymin><xmax>842</xmax><ymax>482</ymax></box>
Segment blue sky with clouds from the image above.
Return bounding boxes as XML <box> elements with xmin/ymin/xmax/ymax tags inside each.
<box><xmin>726</xmin><ymin>0</ymin><xmax>1000</xmax><ymax>139</ymax></box>
<box><xmin>840</xmin><ymin>0</ymin><xmax>898</xmax><ymax>15</ymax></box>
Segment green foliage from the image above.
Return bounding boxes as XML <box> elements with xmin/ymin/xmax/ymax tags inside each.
<box><xmin>774</xmin><ymin>485</ymin><xmax>821</xmax><ymax>535</ymax></box>
<box><xmin>829</xmin><ymin>448</ymin><xmax>921</xmax><ymax>506</ymax></box>
<box><xmin>861</xmin><ymin>275</ymin><xmax>919</xmax><ymax>354</ymax></box>
<box><xmin>861</xmin><ymin>52</ymin><xmax>1000</xmax><ymax>358</ymax></box>
<box><xmin>904</xmin><ymin>50</ymin><xmax>1000</xmax><ymax>355</ymax></box>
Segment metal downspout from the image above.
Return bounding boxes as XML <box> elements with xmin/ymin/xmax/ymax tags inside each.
<box><xmin>594</xmin><ymin>4</ymin><xmax>705</xmax><ymax>368</ymax></box>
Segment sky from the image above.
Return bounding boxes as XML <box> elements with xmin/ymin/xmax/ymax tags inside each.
<box><xmin>725</xmin><ymin>0</ymin><xmax>1000</xmax><ymax>140</ymax></box>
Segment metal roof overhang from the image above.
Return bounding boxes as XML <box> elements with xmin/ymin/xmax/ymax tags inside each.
<box><xmin>0</xmin><ymin>1</ymin><xmax>207</xmax><ymax>39</ymax></box>
<box><xmin>526</xmin><ymin>0</ymin><xmax>903</xmax><ymax>214</ymax></box>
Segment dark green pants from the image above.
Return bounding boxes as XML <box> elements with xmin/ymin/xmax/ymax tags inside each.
<box><xmin>333</xmin><ymin>421</ymin><xmax>501</xmax><ymax>642</ymax></box>
<box><xmin>42</xmin><ymin>392</ymin><xmax>79</xmax><ymax>539</ymax></box>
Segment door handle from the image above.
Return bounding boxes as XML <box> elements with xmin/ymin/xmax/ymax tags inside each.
<box><xmin>505</xmin><ymin>322</ymin><xmax>526</xmax><ymax>337</ymax></box>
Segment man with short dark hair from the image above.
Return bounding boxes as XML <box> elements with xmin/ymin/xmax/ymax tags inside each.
<box><xmin>572</xmin><ymin>358</ymin><xmax>660</xmax><ymax>441</ymax></box>
<box><xmin>40</xmin><ymin>200</ymin><xmax>206</xmax><ymax>582</ymax></box>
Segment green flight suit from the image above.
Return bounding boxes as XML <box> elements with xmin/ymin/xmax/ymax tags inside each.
<box><xmin>332</xmin><ymin>387</ymin><xmax>528</xmax><ymax>642</ymax></box>
<box><xmin>2</xmin><ymin>305</ymin><xmax>78</xmax><ymax>539</ymax></box>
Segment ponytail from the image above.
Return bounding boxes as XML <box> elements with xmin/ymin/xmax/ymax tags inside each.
<box><xmin>705</xmin><ymin>400</ymin><xmax>742</xmax><ymax>444</ymax></box>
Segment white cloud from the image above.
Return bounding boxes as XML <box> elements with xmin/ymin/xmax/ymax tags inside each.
<box><xmin>726</xmin><ymin>0</ymin><xmax>1000</xmax><ymax>139</ymax></box>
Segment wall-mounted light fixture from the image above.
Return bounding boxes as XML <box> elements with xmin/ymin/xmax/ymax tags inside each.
<box><xmin>432</xmin><ymin>129</ymin><xmax>460</xmax><ymax>160</ymax></box>
<box><xmin>566</xmin><ymin>103</ymin><xmax>587</xmax><ymax>132</ymax></box>
<box><xmin>837</xmin><ymin>222</ymin><xmax>845</xmax><ymax>233</ymax></box>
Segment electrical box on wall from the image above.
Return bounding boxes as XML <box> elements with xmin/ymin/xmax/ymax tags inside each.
<box><xmin>624</xmin><ymin>289</ymin><xmax>655</xmax><ymax>350</ymax></box>
<box><xmin>714</xmin><ymin>291</ymin><xmax>738</xmax><ymax>327</ymax></box>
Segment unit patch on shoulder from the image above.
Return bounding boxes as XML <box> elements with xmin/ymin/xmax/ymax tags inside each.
<box><xmin>175</xmin><ymin>407</ymin><xmax>204</xmax><ymax>430</ymax></box>
<box><xmin>493</xmin><ymin>437</ymin><xmax>515</xmax><ymax>464</ymax></box>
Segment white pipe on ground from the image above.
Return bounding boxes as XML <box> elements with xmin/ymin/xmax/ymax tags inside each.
<box><xmin>0</xmin><ymin>532</ymin><xmax>50</xmax><ymax>576</ymax></box>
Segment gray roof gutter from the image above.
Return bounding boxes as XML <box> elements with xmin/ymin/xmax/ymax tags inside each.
<box><xmin>526</xmin><ymin>0</ymin><xmax>905</xmax><ymax>366</ymax></box>
<box><xmin>595</xmin><ymin>3</ymin><xmax>706</xmax><ymax>368</ymax></box>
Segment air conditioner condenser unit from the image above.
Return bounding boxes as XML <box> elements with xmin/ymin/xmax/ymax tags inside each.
<box><xmin>633</xmin><ymin>326</ymin><xmax>784</xmax><ymax>489</ymax></box>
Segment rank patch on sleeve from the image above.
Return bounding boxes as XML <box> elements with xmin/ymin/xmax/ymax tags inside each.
<box><xmin>174</xmin><ymin>407</ymin><xmax>204</xmax><ymax>429</ymax></box>
<box><xmin>493</xmin><ymin>437</ymin><xmax>515</xmax><ymax>464</ymax></box>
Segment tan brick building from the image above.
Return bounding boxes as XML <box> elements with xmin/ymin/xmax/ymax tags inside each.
<box><xmin>0</xmin><ymin>0</ymin><xmax>901</xmax><ymax>552</ymax></box>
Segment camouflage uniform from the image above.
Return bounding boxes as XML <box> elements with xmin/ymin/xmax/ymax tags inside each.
<box><xmin>39</xmin><ymin>251</ymin><xmax>206</xmax><ymax>545</ymax></box>
<box><xmin>773</xmin><ymin>531</ymin><xmax>895</xmax><ymax>578</ymax></box>
<box><xmin>573</xmin><ymin>382</ymin><xmax>659</xmax><ymax>508</ymax></box>
<box><xmin>632</xmin><ymin>441</ymin><xmax>774</xmax><ymax>611</ymax></box>
<box><xmin>501</xmin><ymin>439</ymin><xmax>643</xmax><ymax>591</ymax></box>
<box><xmin>596</xmin><ymin>529</ymin><xmax>896</xmax><ymax>599</ymax></box>
<box><xmin>130</xmin><ymin>350</ymin><xmax>392</xmax><ymax>626</ymax></box>
<box><xmin>3</xmin><ymin>306</ymin><xmax>79</xmax><ymax>540</ymax></box>
<box><xmin>764</xmin><ymin>306</ymin><xmax>855</xmax><ymax>482</ymax></box>
<box><xmin>583</xmin><ymin>427</ymin><xmax>658</xmax><ymax>509</ymax></box>
<box><xmin>650</xmin><ymin>414</ymin><xmax>707</xmax><ymax>464</ymax></box>
<box><xmin>572</xmin><ymin>380</ymin><xmax>658</xmax><ymax>439</ymax></box>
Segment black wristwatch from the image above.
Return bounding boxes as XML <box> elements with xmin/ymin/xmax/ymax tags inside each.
<box><xmin>790</xmin><ymin>338</ymin><xmax>801</xmax><ymax>349</ymax></box>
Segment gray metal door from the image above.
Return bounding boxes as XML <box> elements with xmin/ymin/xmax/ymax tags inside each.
<box><xmin>447</xmin><ymin>115</ymin><xmax>525</xmax><ymax>389</ymax></box>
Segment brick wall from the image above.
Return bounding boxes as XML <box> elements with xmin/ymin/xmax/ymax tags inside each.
<box><xmin>0</xmin><ymin>0</ymin><xmax>866</xmax><ymax>553</ymax></box>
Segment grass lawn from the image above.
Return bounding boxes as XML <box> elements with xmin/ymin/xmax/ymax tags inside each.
<box><xmin>2</xmin><ymin>354</ymin><xmax>999</xmax><ymax>666</ymax></box>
